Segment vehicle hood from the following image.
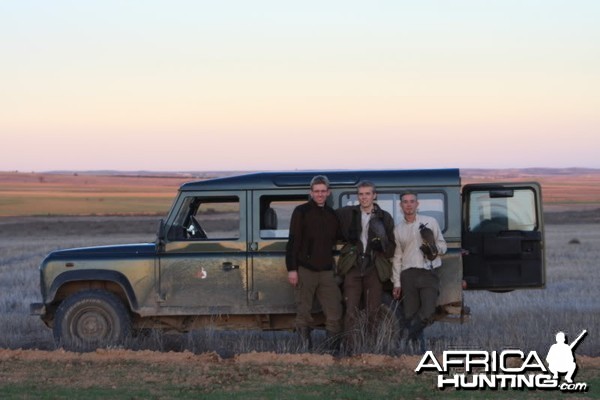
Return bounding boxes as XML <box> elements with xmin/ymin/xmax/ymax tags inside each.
<box><xmin>45</xmin><ymin>243</ymin><xmax>156</xmax><ymax>261</ymax></box>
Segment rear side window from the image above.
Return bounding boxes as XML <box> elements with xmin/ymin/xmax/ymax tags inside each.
<box><xmin>340</xmin><ymin>191</ymin><xmax>447</xmax><ymax>231</ymax></box>
<box><xmin>259</xmin><ymin>195</ymin><xmax>307</xmax><ymax>239</ymax></box>
<box><xmin>467</xmin><ymin>188</ymin><xmax>537</xmax><ymax>232</ymax></box>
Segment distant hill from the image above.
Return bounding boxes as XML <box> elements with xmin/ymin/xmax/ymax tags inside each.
<box><xmin>38</xmin><ymin>167</ymin><xmax>600</xmax><ymax>178</ymax></box>
<box><xmin>43</xmin><ymin>170</ymin><xmax>248</xmax><ymax>179</ymax></box>
<box><xmin>1</xmin><ymin>168</ymin><xmax>599</xmax><ymax>216</ymax></box>
<box><xmin>461</xmin><ymin>167</ymin><xmax>600</xmax><ymax>178</ymax></box>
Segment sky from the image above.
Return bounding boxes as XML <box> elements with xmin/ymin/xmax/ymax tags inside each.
<box><xmin>1</xmin><ymin>1</ymin><xmax>599</xmax><ymax>172</ymax></box>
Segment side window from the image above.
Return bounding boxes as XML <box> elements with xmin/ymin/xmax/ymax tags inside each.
<box><xmin>340</xmin><ymin>191</ymin><xmax>447</xmax><ymax>231</ymax></box>
<box><xmin>407</xmin><ymin>193</ymin><xmax>446</xmax><ymax>230</ymax></box>
<box><xmin>468</xmin><ymin>188</ymin><xmax>537</xmax><ymax>232</ymax></box>
<box><xmin>168</xmin><ymin>196</ymin><xmax>240</xmax><ymax>240</ymax></box>
<box><xmin>259</xmin><ymin>195</ymin><xmax>307</xmax><ymax>239</ymax></box>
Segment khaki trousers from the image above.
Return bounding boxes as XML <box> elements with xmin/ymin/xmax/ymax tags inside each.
<box><xmin>295</xmin><ymin>266</ymin><xmax>343</xmax><ymax>334</ymax></box>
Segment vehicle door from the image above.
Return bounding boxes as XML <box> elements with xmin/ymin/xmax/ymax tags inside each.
<box><xmin>462</xmin><ymin>183</ymin><xmax>545</xmax><ymax>290</ymax></box>
<box><xmin>248</xmin><ymin>191</ymin><xmax>308</xmax><ymax>313</ymax></box>
<box><xmin>158</xmin><ymin>191</ymin><xmax>249</xmax><ymax>314</ymax></box>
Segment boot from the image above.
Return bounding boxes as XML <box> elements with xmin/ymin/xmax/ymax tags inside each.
<box><xmin>406</xmin><ymin>318</ymin><xmax>426</xmax><ymax>354</ymax></box>
<box><xmin>407</xmin><ymin>318</ymin><xmax>425</xmax><ymax>342</ymax></box>
<box><xmin>296</xmin><ymin>327</ymin><xmax>313</xmax><ymax>352</ymax></box>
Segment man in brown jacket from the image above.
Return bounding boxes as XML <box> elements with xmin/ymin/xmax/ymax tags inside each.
<box><xmin>337</xmin><ymin>181</ymin><xmax>395</xmax><ymax>352</ymax></box>
<box><xmin>286</xmin><ymin>175</ymin><xmax>343</xmax><ymax>351</ymax></box>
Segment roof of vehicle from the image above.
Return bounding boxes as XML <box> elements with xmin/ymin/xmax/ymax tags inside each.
<box><xmin>179</xmin><ymin>168</ymin><xmax>461</xmax><ymax>191</ymax></box>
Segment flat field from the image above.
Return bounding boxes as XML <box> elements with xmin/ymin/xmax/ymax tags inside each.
<box><xmin>0</xmin><ymin>217</ymin><xmax>598</xmax><ymax>398</ymax></box>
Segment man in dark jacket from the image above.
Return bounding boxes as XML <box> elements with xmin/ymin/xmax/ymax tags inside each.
<box><xmin>286</xmin><ymin>175</ymin><xmax>343</xmax><ymax>351</ymax></box>
<box><xmin>337</xmin><ymin>181</ymin><xmax>395</xmax><ymax>351</ymax></box>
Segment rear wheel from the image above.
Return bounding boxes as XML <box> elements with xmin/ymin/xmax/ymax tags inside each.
<box><xmin>53</xmin><ymin>290</ymin><xmax>131</xmax><ymax>352</ymax></box>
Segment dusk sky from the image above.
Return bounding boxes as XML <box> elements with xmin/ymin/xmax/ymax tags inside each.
<box><xmin>1</xmin><ymin>1</ymin><xmax>599</xmax><ymax>172</ymax></box>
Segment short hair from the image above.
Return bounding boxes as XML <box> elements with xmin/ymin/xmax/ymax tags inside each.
<box><xmin>400</xmin><ymin>191</ymin><xmax>418</xmax><ymax>201</ymax></box>
<box><xmin>310</xmin><ymin>175</ymin><xmax>330</xmax><ymax>189</ymax></box>
<box><xmin>357</xmin><ymin>180</ymin><xmax>376</xmax><ymax>193</ymax></box>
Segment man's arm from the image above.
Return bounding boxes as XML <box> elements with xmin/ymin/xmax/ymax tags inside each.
<box><xmin>391</xmin><ymin>225</ymin><xmax>403</xmax><ymax>290</ymax></box>
<box><xmin>382</xmin><ymin>212</ymin><xmax>396</xmax><ymax>259</ymax></box>
<box><xmin>285</xmin><ymin>207</ymin><xmax>304</xmax><ymax>286</ymax></box>
<box><xmin>432</xmin><ymin>218</ymin><xmax>447</xmax><ymax>255</ymax></box>
<box><xmin>336</xmin><ymin>206</ymin><xmax>358</xmax><ymax>243</ymax></box>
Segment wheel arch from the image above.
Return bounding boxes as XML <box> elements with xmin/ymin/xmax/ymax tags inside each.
<box><xmin>48</xmin><ymin>270</ymin><xmax>139</xmax><ymax>312</ymax></box>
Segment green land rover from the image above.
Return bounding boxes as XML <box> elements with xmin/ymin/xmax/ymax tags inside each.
<box><xmin>30</xmin><ymin>169</ymin><xmax>545</xmax><ymax>351</ymax></box>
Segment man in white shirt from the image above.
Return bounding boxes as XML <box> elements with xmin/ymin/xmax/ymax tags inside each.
<box><xmin>392</xmin><ymin>192</ymin><xmax>447</xmax><ymax>343</ymax></box>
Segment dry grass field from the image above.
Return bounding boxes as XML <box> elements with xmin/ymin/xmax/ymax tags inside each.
<box><xmin>0</xmin><ymin>217</ymin><xmax>598</xmax><ymax>398</ymax></box>
<box><xmin>0</xmin><ymin>171</ymin><xmax>192</xmax><ymax>217</ymax></box>
<box><xmin>1</xmin><ymin>216</ymin><xmax>597</xmax><ymax>354</ymax></box>
<box><xmin>461</xmin><ymin>168</ymin><xmax>600</xmax><ymax>212</ymax></box>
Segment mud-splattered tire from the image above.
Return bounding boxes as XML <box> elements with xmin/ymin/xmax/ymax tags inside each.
<box><xmin>53</xmin><ymin>290</ymin><xmax>131</xmax><ymax>352</ymax></box>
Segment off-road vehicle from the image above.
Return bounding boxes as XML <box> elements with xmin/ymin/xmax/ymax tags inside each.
<box><xmin>31</xmin><ymin>169</ymin><xmax>545</xmax><ymax>350</ymax></box>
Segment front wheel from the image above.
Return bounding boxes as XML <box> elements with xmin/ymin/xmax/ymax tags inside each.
<box><xmin>53</xmin><ymin>290</ymin><xmax>131</xmax><ymax>352</ymax></box>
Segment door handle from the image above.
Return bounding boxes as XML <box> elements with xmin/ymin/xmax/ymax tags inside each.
<box><xmin>249</xmin><ymin>242</ymin><xmax>258</xmax><ymax>251</ymax></box>
<box><xmin>222</xmin><ymin>262</ymin><xmax>239</xmax><ymax>271</ymax></box>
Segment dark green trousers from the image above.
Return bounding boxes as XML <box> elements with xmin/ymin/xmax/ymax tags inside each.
<box><xmin>400</xmin><ymin>267</ymin><xmax>439</xmax><ymax>323</ymax></box>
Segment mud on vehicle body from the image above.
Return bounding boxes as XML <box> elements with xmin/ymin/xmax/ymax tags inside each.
<box><xmin>30</xmin><ymin>169</ymin><xmax>545</xmax><ymax>351</ymax></box>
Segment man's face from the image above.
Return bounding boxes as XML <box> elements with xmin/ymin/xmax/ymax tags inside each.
<box><xmin>400</xmin><ymin>194</ymin><xmax>418</xmax><ymax>216</ymax></box>
<box><xmin>310</xmin><ymin>183</ymin><xmax>330</xmax><ymax>206</ymax></box>
<box><xmin>357</xmin><ymin>186</ymin><xmax>376</xmax><ymax>210</ymax></box>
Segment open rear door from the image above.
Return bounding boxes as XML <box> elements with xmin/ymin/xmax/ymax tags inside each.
<box><xmin>462</xmin><ymin>183</ymin><xmax>545</xmax><ymax>290</ymax></box>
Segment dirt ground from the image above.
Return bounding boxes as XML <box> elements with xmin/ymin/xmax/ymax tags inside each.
<box><xmin>0</xmin><ymin>348</ymin><xmax>421</xmax><ymax>389</ymax></box>
<box><xmin>0</xmin><ymin>348</ymin><xmax>424</xmax><ymax>369</ymax></box>
<box><xmin>1</xmin><ymin>348</ymin><xmax>599</xmax><ymax>394</ymax></box>
<box><xmin>2</xmin><ymin>347</ymin><xmax>600</xmax><ymax>369</ymax></box>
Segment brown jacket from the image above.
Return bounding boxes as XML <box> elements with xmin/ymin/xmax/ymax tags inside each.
<box><xmin>285</xmin><ymin>200</ymin><xmax>339</xmax><ymax>272</ymax></box>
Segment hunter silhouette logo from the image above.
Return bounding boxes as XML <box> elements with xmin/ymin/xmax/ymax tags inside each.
<box><xmin>546</xmin><ymin>330</ymin><xmax>587</xmax><ymax>384</ymax></box>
